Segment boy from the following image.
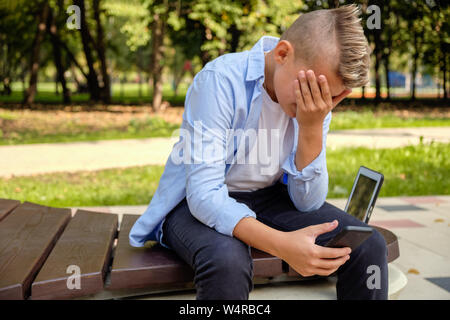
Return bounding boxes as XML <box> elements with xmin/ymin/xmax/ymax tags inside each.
<box><xmin>129</xmin><ymin>4</ymin><xmax>388</xmax><ymax>300</ymax></box>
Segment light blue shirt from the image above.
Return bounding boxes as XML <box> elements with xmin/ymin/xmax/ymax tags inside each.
<box><xmin>129</xmin><ymin>36</ymin><xmax>331</xmax><ymax>249</ymax></box>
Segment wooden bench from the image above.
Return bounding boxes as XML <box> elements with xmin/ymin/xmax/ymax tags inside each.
<box><xmin>0</xmin><ymin>199</ymin><xmax>400</xmax><ymax>300</ymax></box>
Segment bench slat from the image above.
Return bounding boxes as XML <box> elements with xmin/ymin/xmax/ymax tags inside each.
<box><xmin>31</xmin><ymin>210</ymin><xmax>118</xmax><ymax>300</ymax></box>
<box><xmin>108</xmin><ymin>214</ymin><xmax>194</xmax><ymax>290</ymax></box>
<box><xmin>108</xmin><ymin>214</ymin><xmax>284</xmax><ymax>291</ymax></box>
<box><xmin>0</xmin><ymin>198</ymin><xmax>21</xmax><ymax>222</ymax></box>
<box><xmin>0</xmin><ymin>202</ymin><xmax>71</xmax><ymax>299</ymax></box>
<box><xmin>372</xmin><ymin>225</ymin><xmax>400</xmax><ymax>264</ymax></box>
<box><xmin>251</xmin><ymin>248</ymin><xmax>284</xmax><ymax>278</ymax></box>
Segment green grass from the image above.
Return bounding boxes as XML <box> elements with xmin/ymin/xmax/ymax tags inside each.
<box><xmin>327</xmin><ymin>142</ymin><xmax>449</xmax><ymax>198</ymax></box>
<box><xmin>1</xmin><ymin>105</ymin><xmax>448</xmax><ymax>146</ymax></box>
<box><xmin>2</xmin><ymin>142</ymin><xmax>448</xmax><ymax>207</ymax></box>
<box><xmin>1</xmin><ymin>166</ymin><xmax>165</xmax><ymax>207</ymax></box>
<box><xmin>0</xmin><ymin>82</ymin><xmax>188</xmax><ymax>105</ymax></box>
<box><xmin>0</xmin><ymin>117</ymin><xmax>180</xmax><ymax>145</ymax></box>
<box><xmin>330</xmin><ymin>109</ymin><xmax>450</xmax><ymax>130</ymax></box>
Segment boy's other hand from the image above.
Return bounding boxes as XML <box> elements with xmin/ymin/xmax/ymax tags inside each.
<box><xmin>294</xmin><ymin>70</ymin><xmax>352</xmax><ymax>129</ymax></box>
<box><xmin>276</xmin><ymin>220</ymin><xmax>351</xmax><ymax>277</ymax></box>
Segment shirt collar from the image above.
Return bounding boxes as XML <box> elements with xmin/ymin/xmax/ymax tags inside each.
<box><xmin>246</xmin><ymin>36</ymin><xmax>280</xmax><ymax>82</ymax></box>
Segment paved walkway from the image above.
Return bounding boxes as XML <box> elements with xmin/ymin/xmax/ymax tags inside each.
<box><xmin>1</xmin><ymin>127</ymin><xmax>449</xmax><ymax>178</ymax></box>
<box><xmin>72</xmin><ymin>195</ymin><xmax>450</xmax><ymax>300</ymax></box>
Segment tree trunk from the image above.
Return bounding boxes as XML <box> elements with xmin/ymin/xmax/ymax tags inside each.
<box><xmin>75</xmin><ymin>0</ymin><xmax>101</xmax><ymax>102</ymax></box>
<box><xmin>383</xmin><ymin>55</ymin><xmax>390</xmax><ymax>101</ymax></box>
<box><xmin>328</xmin><ymin>0</ymin><xmax>340</xmax><ymax>8</ymax></box>
<box><xmin>1</xmin><ymin>78</ymin><xmax>12</xmax><ymax>95</ymax></box>
<box><xmin>411</xmin><ymin>32</ymin><xmax>419</xmax><ymax>101</ymax></box>
<box><xmin>93</xmin><ymin>0</ymin><xmax>111</xmax><ymax>103</ymax></box>
<box><xmin>172</xmin><ymin>69</ymin><xmax>184</xmax><ymax>97</ymax></box>
<box><xmin>200</xmin><ymin>50</ymin><xmax>211</xmax><ymax>67</ymax></box>
<box><xmin>138</xmin><ymin>70</ymin><xmax>142</xmax><ymax>99</ymax></box>
<box><xmin>120</xmin><ymin>76</ymin><xmax>125</xmax><ymax>99</ymax></box>
<box><xmin>53</xmin><ymin>32</ymin><xmax>89</xmax><ymax>80</ymax></box>
<box><xmin>150</xmin><ymin>0</ymin><xmax>169</xmax><ymax>112</ymax></box>
<box><xmin>199</xmin><ymin>25</ymin><xmax>211</xmax><ymax>67</ymax></box>
<box><xmin>24</xmin><ymin>2</ymin><xmax>50</xmax><ymax>106</ymax></box>
<box><xmin>218</xmin><ymin>38</ymin><xmax>227</xmax><ymax>56</ymax></box>
<box><xmin>70</xmin><ymin>65</ymin><xmax>82</xmax><ymax>89</ymax></box>
<box><xmin>372</xmin><ymin>30</ymin><xmax>382</xmax><ymax>103</ymax></box>
<box><xmin>442</xmin><ymin>43</ymin><xmax>448</xmax><ymax>100</ymax></box>
<box><xmin>382</xmin><ymin>25</ymin><xmax>392</xmax><ymax>101</ymax></box>
<box><xmin>48</xmin><ymin>6</ymin><xmax>71</xmax><ymax>104</ymax></box>
<box><xmin>229</xmin><ymin>23</ymin><xmax>241</xmax><ymax>53</ymax></box>
<box><xmin>21</xmin><ymin>72</ymin><xmax>26</xmax><ymax>94</ymax></box>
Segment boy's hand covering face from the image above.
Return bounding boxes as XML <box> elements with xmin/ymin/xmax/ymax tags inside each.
<box><xmin>294</xmin><ymin>69</ymin><xmax>352</xmax><ymax>128</ymax></box>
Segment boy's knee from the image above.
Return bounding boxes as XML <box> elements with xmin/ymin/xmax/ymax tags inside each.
<box><xmin>196</xmin><ymin>239</ymin><xmax>253</xmax><ymax>279</ymax></box>
<box><xmin>359</xmin><ymin>229</ymin><xmax>387</xmax><ymax>263</ymax></box>
<box><xmin>194</xmin><ymin>239</ymin><xmax>253</xmax><ymax>299</ymax></box>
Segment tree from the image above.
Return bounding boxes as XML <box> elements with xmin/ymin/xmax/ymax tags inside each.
<box><xmin>149</xmin><ymin>0</ymin><xmax>170</xmax><ymax>111</ymax></box>
<box><xmin>93</xmin><ymin>0</ymin><xmax>111</xmax><ymax>103</ymax></box>
<box><xmin>23</xmin><ymin>1</ymin><xmax>50</xmax><ymax>105</ymax></box>
<box><xmin>0</xmin><ymin>1</ymin><xmax>36</xmax><ymax>96</ymax></box>
<box><xmin>48</xmin><ymin>0</ymin><xmax>71</xmax><ymax>103</ymax></box>
<box><xmin>74</xmin><ymin>0</ymin><xmax>102</xmax><ymax>101</ymax></box>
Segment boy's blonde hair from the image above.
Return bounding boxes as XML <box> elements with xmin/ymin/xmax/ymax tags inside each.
<box><xmin>280</xmin><ymin>4</ymin><xmax>370</xmax><ymax>88</ymax></box>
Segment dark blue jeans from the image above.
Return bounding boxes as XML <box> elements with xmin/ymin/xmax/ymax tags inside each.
<box><xmin>162</xmin><ymin>182</ymin><xmax>388</xmax><ymax>300</ymax></box>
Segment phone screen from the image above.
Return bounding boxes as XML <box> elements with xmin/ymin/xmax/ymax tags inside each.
<box><xmin>347</xmin><ymin>175</ymin><xmax>377</xmax><ymax>221</ymax></box>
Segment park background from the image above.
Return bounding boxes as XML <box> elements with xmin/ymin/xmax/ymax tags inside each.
<box><xmin>0</xmin><ymin>0</ymin><xmax>448</xmax><ymax>206</ymax></box>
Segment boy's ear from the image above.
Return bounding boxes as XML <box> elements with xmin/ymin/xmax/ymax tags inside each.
<box><xmin>274</xmin><ymin>40</ymin><xmax>294</xmax><ymax>64</ymax></box>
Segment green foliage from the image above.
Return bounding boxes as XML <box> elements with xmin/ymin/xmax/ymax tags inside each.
<box><xmin>104</xmin><ymin>0</ymin><xmax>152</xmax><ymax>51</ymax></box>
<box><xmin>0</xmin><ymin>0</ymin><xmax>448</xmax><ymax>102</ymax></box>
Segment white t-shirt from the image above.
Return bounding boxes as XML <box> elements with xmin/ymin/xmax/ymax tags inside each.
<box><xmin>225</xmin><ymin>84</ymin><xmax>293</xmax><ymax>192</ymax></box>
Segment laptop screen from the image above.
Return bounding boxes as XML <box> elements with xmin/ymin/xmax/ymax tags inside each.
<box><xmin>346</xmin><ymin>175</ymin><xmax>377</xmax><ymax>221</ymax></box>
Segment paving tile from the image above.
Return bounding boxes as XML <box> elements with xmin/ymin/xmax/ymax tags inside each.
<box><xmin>129</xmin><ymin>278</ymin><xmax>338</xmax><ymax>300</ymax></box>
<box><xmin>402</xmin><ymin>196</ymin><xmax>447</xmax><ymax>205</ymax></box>
<box><xmin>326</xmin><ymin>199</ymin><xmax>347</xmax><ymax>211</ymax></box>
<box><xmin>418</xmin><ymin>202</ymin><xmax>450</xmax><ymax>209</ymax></box>
<box><xmin>72</xmin><ymin>206</ymin><xmax>111</xmax><ymax>213</ymax></box>
<box><xmin>107</xmin><ymin>205</ymin><xmax>147</xmax><ymax>215</ymax></box>
<box><xmin>387</xmin><ymin>211</ymin><xmax>449</xmax><ymax>233</ymax></box>
<box><xmin>370</xmin><ymin>219</ymin><xmax>425</xmax><ymax>229</ymax></box>
<box><xmin>376</xmin><ymin>197</ymin><xmax>413</xmax><ymax>205</ymax></box>
<box><xmin>424</xmin><ymin>207</ymin><xmax>450</xmax><ymax>219</ymax></box>
<box><xmin>396</xmin><ymin>274</ymin><xmax>450</xmax><ymax>300</ymax></box>
<box><xmin>249</xmin><ymin>279</ymin><xmax>336</xmax><ymax>300</ymax></box>
<box><xmin>393</xmin><ymin>227</ymin><xmax>450</xmax><ymax>258</ymax></box>
<box><xmin>416</xmin><ymin>204</ymin><xmax>450</xmax><ymax>219</ymax></box>
<box><xmin>134</xmin><ymin>290</ymin><xmax>196</xmax><ymax>300</ymax></box>
<box><xmin>426</xmin><ymin>277</ymin><xmax>450</xmax><ymax>293</ymax></box>
<box><xmin>435</xmin><ymin>196</ymin><xmax>450</xmax><ymax>203</ymax></box>
<box><xmin>378</xmin><ymin>205</ymin><xmax>426</xmax><ymax>212</ymax></box>
<box><xmin>391</xmin><ymin>240</ymin><xmax>450</xmax><ymax>278</ymax></box>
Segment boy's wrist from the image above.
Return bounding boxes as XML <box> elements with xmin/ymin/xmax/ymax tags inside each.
<box><xmin>270</xmin><ymin>230</ymin><xmax>289</xmax><ymax>258</ymax></box>
<box><xmin>295</xmin><ymin>125</ymin><xmax>323</xmax><ymax>171</ymax></box>
<box><xmin>233</xmin><ymin>217</ymin><xmax>287</xmax><ymax>258</ymax></box>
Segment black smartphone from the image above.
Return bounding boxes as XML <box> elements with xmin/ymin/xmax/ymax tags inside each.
<box><xmin>325</xmin><ymin>226</ymin><xmax>373</xmax><ymax>251</ymax></box>
<box><xmin>344</xmin><ymin>166</ymin><xmax>384</xmax><ymax>224</ymax></box>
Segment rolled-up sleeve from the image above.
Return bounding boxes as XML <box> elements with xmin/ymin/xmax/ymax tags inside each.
<box><xmin>281</xmin><ymin>111</ymin><xmax>332</xmax><ymax>212</ymax></box>
<box><xmin>182</xmin><ymin>70</ymin><xmax>256</xmax><ymax>237</ymax></box>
